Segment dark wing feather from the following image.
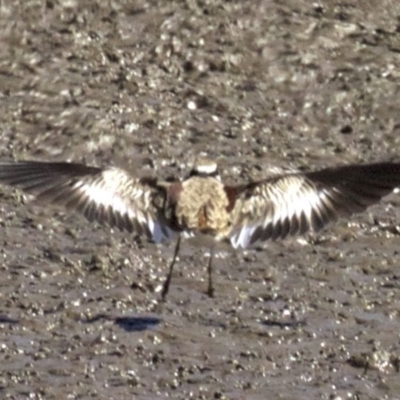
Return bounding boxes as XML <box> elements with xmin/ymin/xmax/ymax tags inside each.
<box><xmin>0</xmin><ymin>160</ymin><xmax>175</xmax><ymax>243</ymax></box>
<box><xmin>228</xmin><ymin>162</ymin><xmax>400</xmax><ymax>248</ymax></box>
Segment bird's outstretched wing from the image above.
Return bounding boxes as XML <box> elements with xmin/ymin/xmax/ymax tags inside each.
<box><xmin>228</xmin><ymin>162</ymin><xmax>400</xmax><ymax>248</ymax></box>
<box><xmin>0</xmin><ymin>160</ymin><xmax>175</xmax><ymax>243</ymax></box>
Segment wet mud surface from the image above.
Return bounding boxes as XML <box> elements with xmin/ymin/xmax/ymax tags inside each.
<box><xmin>1</xmin><ymin>0</ymin><xmax>400</xmax><ymax>399</ymax></box>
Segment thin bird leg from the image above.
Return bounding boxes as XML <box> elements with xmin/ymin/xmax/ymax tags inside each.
<box><xmin>161</xmin><ymin>235</ymin><xmax>181</xmax><ymax>301</ymax></box>
<box><xmin>207</xmin><ymin>246</ymin><xmax>215</xmax><ymax>298</ymax></box>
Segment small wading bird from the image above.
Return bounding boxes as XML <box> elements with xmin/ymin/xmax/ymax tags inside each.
<box><xmin>0</xmin><ymin>158</ymin><xmax>399</xmax><ymax>300</ymax></box>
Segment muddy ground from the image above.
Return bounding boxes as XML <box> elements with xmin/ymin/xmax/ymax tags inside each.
<box><xmin>1</xmin><ymin>0</ymin><xmax>400</xmax><ymax>399</ymax></box>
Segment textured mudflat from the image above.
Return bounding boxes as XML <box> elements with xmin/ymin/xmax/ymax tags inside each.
<box><xmin>1</xmin><ymin>1</ymin><xmax>400</xmax><ymax>399</ymax></box>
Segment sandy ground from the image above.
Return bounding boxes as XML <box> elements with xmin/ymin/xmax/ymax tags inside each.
<box><xmin>1</xmin><ymin>0</ymin><xmax>400</xmax><ymax>399</ymax></box>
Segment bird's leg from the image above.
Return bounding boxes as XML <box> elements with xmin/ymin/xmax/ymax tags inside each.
<box><xmin>161</xmin><ymin>235</ymin><xmax>181</xmax><ymax>301</ymax></box>
<box><xmin>207</xmin><ymin>246</ymin><xmax>215</xmax><ymax>297</ymax></box>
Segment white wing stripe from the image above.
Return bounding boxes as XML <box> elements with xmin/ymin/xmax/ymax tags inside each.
<box><xmin>76</xmin><ymin>182</ymin><xmax>131</xmax><ymax>217</ymax></box>
<box><xmin>66</xmin><ymin>169</ymin><xmax>172</xmax><ymax>242</ymax></box>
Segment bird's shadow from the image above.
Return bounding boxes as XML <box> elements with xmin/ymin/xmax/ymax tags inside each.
<box><xmin>0</xmin><ymin>315</ymin><xmax>19</xmax><ymax>324</ymax></box>
<box><xmin>83</xmin><ymin>313</ymin><xmax>161</xmax><ymax>332</ymax></box>
<box><xmin>114</xmin><ymin>316</ymin><xmax>161</xmax><ymax>332</ymax></box>
<box><xmin>261</xmin><ymin>319</ymin><xmax>306</xmax><ymax>329</ymax></box>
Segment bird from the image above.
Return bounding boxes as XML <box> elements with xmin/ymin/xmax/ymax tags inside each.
<box><xmin>0</xmin><ymin>157</ymin><xmax>399</xmax><ymax>300</ymax></box>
